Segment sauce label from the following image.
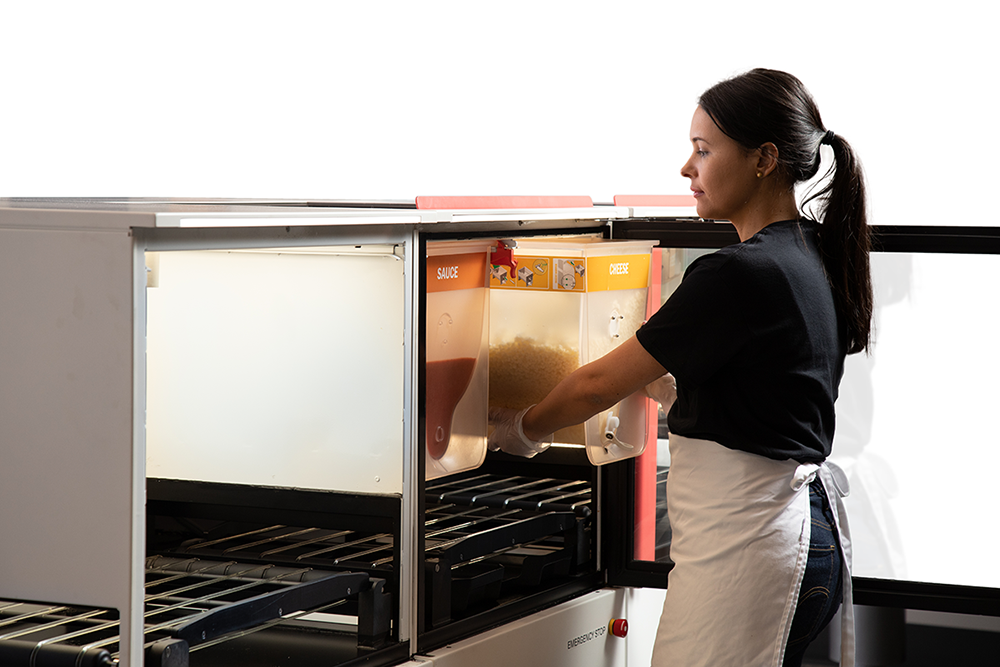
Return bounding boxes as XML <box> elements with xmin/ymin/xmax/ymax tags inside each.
<box><xmin>427</xmin><ymin>252</ymin><xmax>488</xmax><ymax>293</ymax></box>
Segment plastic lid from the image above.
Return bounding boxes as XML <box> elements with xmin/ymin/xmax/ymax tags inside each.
<box><xmin>416</xmin><ymin>195</ymin><xmax>593</xmax><ymax>210</ymax></box>
<box><xmin>612</xmin><ymin>195</ymin><xmax>695</xmax><ymax>207</ymax></box>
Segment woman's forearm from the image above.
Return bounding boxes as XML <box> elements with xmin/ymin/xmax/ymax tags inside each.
<box><xmin>520</xmin><ymin>336</ymin><xmax>667</xmax><ymax>441</ymax></box>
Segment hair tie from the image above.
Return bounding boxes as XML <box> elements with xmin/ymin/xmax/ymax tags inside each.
<box><xmin>821</xmin><ymin>129</ymin><xmax>836</xmax><ymax>145</ymax></box>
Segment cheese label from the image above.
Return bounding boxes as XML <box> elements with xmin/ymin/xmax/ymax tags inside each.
<box><xmin>586</xmin><ymin>254</ymin><xmax>651</xmax><ymax>292</ymax></box>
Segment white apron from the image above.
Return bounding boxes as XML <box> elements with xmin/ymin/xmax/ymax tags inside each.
<box><xmin>651</xmin><ymin>435</ymin><xmax>854</xmax><ymax>667</ymax></box>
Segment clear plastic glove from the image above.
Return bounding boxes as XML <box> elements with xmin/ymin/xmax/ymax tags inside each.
<box><xmin>487</xmin><ymin>405</ymin><xmax>553</xmax><ymax>458</ymax></box>
<box><xmin>645</xmin><ymin>373</ymin><xmax>678</xmax><ymax>411</ymax></box>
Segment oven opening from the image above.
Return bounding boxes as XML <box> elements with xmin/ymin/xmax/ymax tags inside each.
<box><xmin>122</xmin><ymin>464</ymin><xmax>595</xmax><ymax>664</ymax></box>
<box><xmin>141</xmin><ymin>480</ymin><xmax>402</xmax><ymax>667</ymax></box>
<box><xmin>423</xmin><ymin>473</ymin><xmax>593</xmax><ymax>626</ymax></box>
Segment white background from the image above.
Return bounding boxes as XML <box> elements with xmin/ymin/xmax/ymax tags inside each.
<box><xmin>2</xmin><ymin>1</ymin><xmax>996</xmax><ymax>228</ymax></box>
<box><xmin>3</xmin><ymin>2</ymin><xmax>998</xmax><ymax>589</ymax></box>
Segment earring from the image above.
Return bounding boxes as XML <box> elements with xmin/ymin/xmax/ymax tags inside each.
<box><xmin>757</xmin><ymin>172</ymin><xmax>762</xmax><ymax>178</ymax></box>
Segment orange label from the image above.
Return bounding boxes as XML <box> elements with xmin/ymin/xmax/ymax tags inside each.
<box><xmin>427</xmin><ymin>252</ymin><xmax>488</xmax><ymax>293</ymax></box>
<box><xmin>586</xmin><ymin>254</ymin><xmax>651</xmax><ymax>291</ymax></box>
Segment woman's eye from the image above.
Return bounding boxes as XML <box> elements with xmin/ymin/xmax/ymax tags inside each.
<box><xmin>697</xmin><ymin>150</ymin><xmax>708</xmax><ymax>157</ymax></box>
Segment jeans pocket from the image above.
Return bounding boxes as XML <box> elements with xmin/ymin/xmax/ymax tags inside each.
<box><xmin>785</xmin><ymin>482</ymin><xmax>844</xmax><ymax>655</ymax></box>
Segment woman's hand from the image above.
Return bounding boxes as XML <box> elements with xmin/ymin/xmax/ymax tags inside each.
<box><xmin>645</xmin><ymin>373</ymin><xmax>678</xmax><ymax>412</ymax></box>
<box><xmin>487</xmin><ymin>405</ymin><xmax>554</xmax><ymax>458</ymax></box>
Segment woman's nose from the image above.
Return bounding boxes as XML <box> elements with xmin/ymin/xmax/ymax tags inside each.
<box><xmin>680</xmin><ymin>156</ymin><xmax>693</xmax><ymax>179</ymax></box>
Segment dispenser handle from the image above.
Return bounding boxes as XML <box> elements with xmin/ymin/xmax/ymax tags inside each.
<box><xmin>603</xmin><ymin>412</ymin><xmax>633</xmax><ymax>450</ymax></box>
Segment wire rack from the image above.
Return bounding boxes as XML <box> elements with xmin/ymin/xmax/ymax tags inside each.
<box><xmin>421</xmin><ymin>474</ymin><xmax>592</xmax><ymax>624</ymax></box>
<box><xmin>147</xmin><ymin>474</ymin><xmax>593</xmax><ymax>632</ymax></box>
<box><xmin>426</xmin><ymin>474</ymin><xmax>592</xmax><ymax>517</ymax></box>
<box><xmin>0</xmin><ymin>559</ymin><xmax>373</xmax><ymax>667</ymax></box>
<box><xmin>164</xmin><ymin>475</ymin><xmax>591</xmax><ymax>569</ymax></box>
<box><xmin>423</xmin><ymin>475</ymin><xmax>590</xmax><ymax>565</ymax></box>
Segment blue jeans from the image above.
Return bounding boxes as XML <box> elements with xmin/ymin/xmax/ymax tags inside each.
<box><xmin>783</xmin><ymin>478</ymin><xmax>844</xmax><ymax>667</ymax></box>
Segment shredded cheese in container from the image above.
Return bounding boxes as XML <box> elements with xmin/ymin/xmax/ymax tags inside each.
<box><xmin>488</xmin><ymin>337</ymin><xmax>585</xmax><ymax>444</ymax></box>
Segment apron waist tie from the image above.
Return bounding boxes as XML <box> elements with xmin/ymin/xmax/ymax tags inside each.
<box><xmin>797</xmin><ymin>461</ymin><xmax>855</xmax><ymax>667</ymax></box>
<box><xmin>790</xmin><ymin>463</ymin><xmax>820</xmax><ymax>491</ymax></box>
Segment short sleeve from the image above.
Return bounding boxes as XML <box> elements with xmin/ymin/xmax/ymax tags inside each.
<box><xmin>635</xmin><ymin>251</ymin><xmax>751</xmax><ymax>389</ymax></box>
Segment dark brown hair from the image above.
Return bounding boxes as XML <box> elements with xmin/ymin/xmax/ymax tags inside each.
<box><xmin>699</xmin><ymin>68</ymin><xmax>873</xmax><ymax>354</ymax></box>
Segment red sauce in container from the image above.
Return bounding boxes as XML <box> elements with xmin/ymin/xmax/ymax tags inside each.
<box><xmin>425</xmin><ymin>357</ymin><xmax>477</xmax><ymax>459</ymax></box>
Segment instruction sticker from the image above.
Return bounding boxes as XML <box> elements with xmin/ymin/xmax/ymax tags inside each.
<box><xmin>490</xmin><ymin>254</ymin><xmax>649</xmax><ymax>292</ymax></box>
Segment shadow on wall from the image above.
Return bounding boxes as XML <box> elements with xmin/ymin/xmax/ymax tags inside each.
<box><xmin>832</xmin><ymin>252</ymin><xmax>912</xmax><ymax>581</ymax></box>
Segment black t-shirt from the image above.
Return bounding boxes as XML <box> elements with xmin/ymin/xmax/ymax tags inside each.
<box><xmin>636</xmin><ymin>220</ymin><xmax>845</xmax><ymax>463</ymax></box>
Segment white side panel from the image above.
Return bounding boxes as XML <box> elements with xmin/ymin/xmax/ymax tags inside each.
<box><xmin>423</xmin><ymin>589</ymin><xmax>627</xmax><ymax>667</ymax></box>
<box><xmin>626</xmin><ymin>587</ymin><xmax>666</xmax><ymax>667</ymax></box>
<box><xmin>0</xmin><ymin>226</ymin><xmax>140</xmax><ymax>665</ymax></box>
<box><xmin>145</xmin><ymin>247</ymin><xmax>406</xmax><ymax>494</ymax></box>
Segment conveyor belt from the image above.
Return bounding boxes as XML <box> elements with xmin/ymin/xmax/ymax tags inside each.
<box><xmin>0</xmin><ymin>559</ymin><xmax>383</xmax><ymax>667</ymax></box>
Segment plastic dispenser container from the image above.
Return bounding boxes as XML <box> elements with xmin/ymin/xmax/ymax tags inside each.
<box><xmin>425</xmin><ymin>241</ymin><xmax>492</xmax><ymax>480</ymax></box>
<box><xmin>489</xmin><ymin>238</ymin><xmax>656</xmax><ymax>465</ymax></box>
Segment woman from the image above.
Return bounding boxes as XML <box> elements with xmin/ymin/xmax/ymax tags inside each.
<box><xmin>489</xmin><ymin>68</ymin><xmax>871</xmax><ymax>667</ymax></box>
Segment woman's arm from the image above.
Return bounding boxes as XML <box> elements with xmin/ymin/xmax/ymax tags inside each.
<box><xmin>520</xmin><ymin>336</ymin><xmax>668</xmax><ymax>441</ymax></box>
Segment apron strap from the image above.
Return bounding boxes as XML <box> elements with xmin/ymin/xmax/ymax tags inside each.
<box><xmin>819</xmin><ymin>461</ymin><xmax>855</xmax><ymax>667</ymax></box>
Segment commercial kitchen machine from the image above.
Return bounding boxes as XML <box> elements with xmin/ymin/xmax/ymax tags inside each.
<box><xmin>0</xmin><ymin>196</ymin><xmax>716</xmax><ymax>667</ymax></box>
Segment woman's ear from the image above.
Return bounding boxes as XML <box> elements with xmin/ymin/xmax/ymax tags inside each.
<box><xmin>756</xmin><ymin>142</ymin><xmax>780</xmax><ymax>178</ymax></box>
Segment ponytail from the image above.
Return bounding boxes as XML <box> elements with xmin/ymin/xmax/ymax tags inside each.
<box><xmin>699</xmin><ymin>68</ymin><xmax>874</xmax><ymax>355</ymax></box>
<box><xmin>803</xmin><ymin>132</ymin><xmax>873</xmax><ymax>354</ymax></box>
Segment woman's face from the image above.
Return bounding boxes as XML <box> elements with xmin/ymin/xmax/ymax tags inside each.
<box><xmin>680</xmin><ymin>106</ymin><xmax>760</xmax><ymax>222</ymax></box>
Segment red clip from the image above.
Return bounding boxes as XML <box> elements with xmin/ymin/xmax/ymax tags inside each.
<box><xmin>491</xmin><ymin>242</ymin><xmax>518</xmax><ymax>277</ymax></box>
<box><xmin>609</xmin><ymin>618</ymin><xmax>628</xmax><ymax>638</ymax></box>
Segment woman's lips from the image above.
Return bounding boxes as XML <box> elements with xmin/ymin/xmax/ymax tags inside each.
<box><xmin>691</xmin><ymin>189</ymin><xmax>704</xmax><ymax>198</ymax></box>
